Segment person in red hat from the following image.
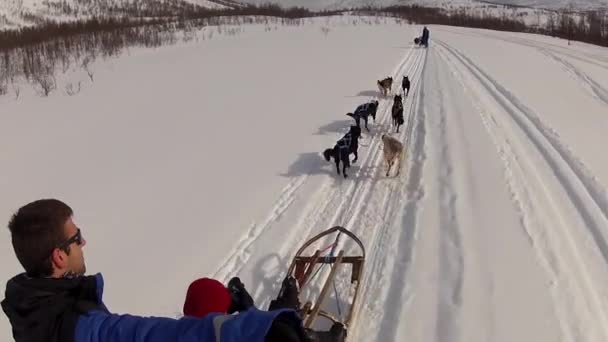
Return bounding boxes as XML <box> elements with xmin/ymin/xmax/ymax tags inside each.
<box><xmin>183</xmin><ymin>278</ymin><xmax>232</xmax><ymax>318</ymax></box>
<box><xmin>184</xmin><ymin>276</ymin><xmax>314</xmax><ymax>342</ymax></box>
<box><xmin>184</xmin><ymin>277</ymin><xmax>255</xmax><ymax>318</ymax></box>
<box><xmin>184</xmin><ymin>276</ymin><xmax>348</xmax><ymax>342</ymax></box>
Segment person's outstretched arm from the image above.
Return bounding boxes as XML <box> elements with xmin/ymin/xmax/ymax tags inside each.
<box><xmin>75</xmin><ymin>307</ymin><xmax>303</xmax><ymax>342</ymax></box>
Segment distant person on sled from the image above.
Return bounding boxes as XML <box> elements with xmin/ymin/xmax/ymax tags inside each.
<box><xmin>414</xmin><ymin>26</ymin><xmax>430</xmax><ymax>48</ymax></box>
<box><xmin>422</xmin><ymin>26</ymin><xmax>430</xmax><ymax>47</ymax></box>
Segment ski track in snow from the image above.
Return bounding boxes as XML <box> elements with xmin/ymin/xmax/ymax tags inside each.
<box><xmin>510</xmin><ymin>39</ymin><xmax>608</xmax><ymax>71</ymax></box>
<box><xmin>438</xmin><ymin>27</ymin><xmax>608</xmax><ymax>72</ymax></box>
<box><xmin>435</xmin><ymin>55</ymin><xmax>465</xmax><ymax>342</ymax></box>
<box><xmin>436</xmin><ymin>40</ymin><xmax>608</xmax><ymax>260</ymax></box>
<box><xmin>505</xmin><ymin>36</ymin><xmax>608</xmax><ymax>71</ymax></box>
<box><xmin>472</xmin><ymin>29</ymin><xmax>608</xmax><ymax>107</ymax></box>
<box><xmin>435</xmin><ymin>39</ymin><xmax>608</xmax><ymax>342</ymax></box>
<box><xmin>538</xmin><ymin>49</ymin><xmax>608</xmax><ymax>107</ymax></box>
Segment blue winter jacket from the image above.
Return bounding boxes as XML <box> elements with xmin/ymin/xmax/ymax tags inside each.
<box><xmin>2</xmin><ymin>272</ymin><xmax>296</xmax><ymax>342</ymax></box>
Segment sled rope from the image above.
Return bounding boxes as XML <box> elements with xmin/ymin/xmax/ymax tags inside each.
<box><xmin>328</xmin><ymin>232</ymin><xmax>344</xmax><ymax>320</ymax></box>
<box><xmin>307</xmin><ymin>242</ymin><xmax>337</xmax><ymax>283</ymax></box>
<box><xmin>298</xmin><ymin>240</ymin><xmax>339</xmax><ymax>287</ymax></box>
<box><xmin>333</xmin><ymin>279</ymin><xmax>343</xmax><ymax>319</ymax></box>
<box><xmin>320</xmin><ymin>241</ymin><xmax>338</xmax><ymax>254</ymax></box>
<box><xmin>309</xmin><ymin>232</ymin><xmax>343</xmax><ymax>284</ymax></box>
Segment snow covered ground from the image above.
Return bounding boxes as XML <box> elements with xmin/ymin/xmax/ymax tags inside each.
<box><xmin>2</xmin><ymin>16</ymin><xmax>608</xmax><ymax>342</ymax></box>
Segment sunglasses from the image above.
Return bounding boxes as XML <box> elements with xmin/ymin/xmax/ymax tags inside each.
<box><xmin>58</xmin><ymin>228</ymin><xmax>84</xmax><ymax>252</ymax></box>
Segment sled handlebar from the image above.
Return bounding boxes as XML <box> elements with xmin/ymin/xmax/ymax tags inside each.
<box><xmin>293</xmin><ymin>226</ymin><xmax>366</xmax><ymax>258</ymax></box>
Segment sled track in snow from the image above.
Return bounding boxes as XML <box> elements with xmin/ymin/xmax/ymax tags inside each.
<box><xmin>362</xmin><ymin>50</ymin><xmax>428</xmax><ymax>342</ymax></box>
<box><xmin>433</xmin><ymin>51</ymin><xmax>466</xmax><ymax>342</ymax></box>
<box><xmin>258</xmin><ymin>46</ymin><xmax>428</xmax><ymax>320</ymax></box>
<box><xmin>211</xmin><ymin>44</ymin><xmax>415</xmax><ymax>283</ymax></box>
<box><xmin>343</xmin><ymin>49</ymin><xmax>427</xmax><ymax>342</ymax></box>
<box><xmin>436</xmin><ymin>39</ymin><xmax>608</xmax><ymax>342</ymax></box>
<box><xmin>212</xmin><ymin>44</ymin><xmax>429</xmax><ymax>336</ymax></box>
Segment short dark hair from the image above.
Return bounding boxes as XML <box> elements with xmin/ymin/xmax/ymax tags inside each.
<box><xmin>7</xmin><ymin>199</ymin><xmax>73</xmax><ymax>277</ymax></box>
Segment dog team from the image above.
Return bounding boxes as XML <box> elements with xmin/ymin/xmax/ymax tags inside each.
<box><xmin>323</xmin><ymin>75</ymin><xmax>412</xmax><ymax>178</ymax></box>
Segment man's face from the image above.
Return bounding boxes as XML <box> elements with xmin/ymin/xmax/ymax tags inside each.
<box><xmin>63</xmin><ymin>217</ymin><xmax>87</xmax><ymax>276</ymax></box>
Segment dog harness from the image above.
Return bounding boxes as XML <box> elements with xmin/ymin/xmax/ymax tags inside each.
<box><xmin>337</xmin><ymin>133</ymin><xmax>353</xmax><ymax>151</ymax></box>
<box><xmin>353</xmin><ymin>102</ymin><xmax>376</xmax><ymax>119</ymax></box>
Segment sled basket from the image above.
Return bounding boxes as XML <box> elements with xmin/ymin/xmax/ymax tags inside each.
<box><xmin>285</xmin><ymin>226</ymin><xmax>365</xmax><ymax>330</ymax></box>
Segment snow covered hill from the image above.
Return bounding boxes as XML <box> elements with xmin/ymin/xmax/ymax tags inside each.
<box><xmin>2</xmin><ymin>15</ymin><xmax>608</xmax><ymax>342</ymax></box>
<box><xmin>232</xmin><ymin>0</ymin><xmax>474</xmax><ymax>11</ymax></box>
<box><xmin>3</xmin><ymin>0</ymin><xmax>607</xmax><ymax>31</ymax></box>
<box><xmin>235</xmin><ymin>0</ymin><xmax>608</xmax><ymax>11</ymax></box>
<box><xmin>0</xmin><ymin>0</ymin><xmax>236</xmax><ymax>30</ymax></box>
<box><xmin>483</xmin><ymin>0</ymin><xmax>608</xmax><ymax>10</ymax></box>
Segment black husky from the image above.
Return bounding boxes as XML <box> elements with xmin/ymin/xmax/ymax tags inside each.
<box><xmin>402</xmin><ymin>76</ymin><xmax>410</xmax><ymax>97</ymax></box>
<box><xmin>323</xmin><ymin>125</ymin><xmax>362</xmax><ymax>178</ymax></box>
<box><xmin>391</xmin><ymin>95</ymin><xmax>404</xmax><ymax>133</ymax></box>
<box><xmin>346</xmin><ymin>100</ymin><xmax>378</xmax><ymax>131</ymax></box>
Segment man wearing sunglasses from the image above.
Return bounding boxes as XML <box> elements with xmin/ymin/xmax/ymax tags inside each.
<box><xmin>1</xmin><ymin>199</ymin><xmax>308</xmax><ymax>342</ymax></box>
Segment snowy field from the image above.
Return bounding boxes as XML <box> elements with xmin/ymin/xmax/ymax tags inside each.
<box><xmin>2</xmin><ymin>16</ymin><xmax>608</xmax><ymax>342</ymax></box>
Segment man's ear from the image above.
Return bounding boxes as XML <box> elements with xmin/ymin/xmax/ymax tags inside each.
<box><xmin>50</xmin><ymin>248</ymin><xmax>68</xmax><ymax>273</ymax></box>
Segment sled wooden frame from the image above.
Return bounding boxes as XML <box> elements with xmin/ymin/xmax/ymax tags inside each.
<box><xmin>286</xmin><ymin>226</ymin><xmax>365</xmax><ymax>330</ymax></box>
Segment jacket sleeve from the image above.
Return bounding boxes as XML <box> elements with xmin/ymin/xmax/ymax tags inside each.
<box><xmin>74</xmin><ymin>307</ymin><xmax>299</xmax><ymax>342</ymax></box>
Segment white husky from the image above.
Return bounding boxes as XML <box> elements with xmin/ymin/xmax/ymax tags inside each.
<box><xmin>381</xmin><ymin>134</ymin><xmax>404</xmax><ymax>177</ymax></box>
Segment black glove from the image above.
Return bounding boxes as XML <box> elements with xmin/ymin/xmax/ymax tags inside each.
<box><xmin>305</xmin><ymin>323</ymin><xmax>347</xmax><ymax>342</ymax></box>
<box><xmin>268</xmin><ymin>276</ymin><xmax>301</xmax><ymax>311</ymax></box>
<box><xmin>267</xmin><ymin>319</ymin><xmax>347</xmax><ymax>342</ymax></box>
<box><xmin>227</xmin><ymin>277</ymin><xmax>255</xmax><ymax>314</ymax></box>
<box><xmin>265</xmin><ymin>312</ymin><xmax>309</xmax><ymax>342</ymax></box>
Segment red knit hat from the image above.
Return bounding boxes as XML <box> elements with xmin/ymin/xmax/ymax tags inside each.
<box><xmin>183</xmin><ymin>278</ymin><xmax>232</xmax><ymax>318</ymax></box>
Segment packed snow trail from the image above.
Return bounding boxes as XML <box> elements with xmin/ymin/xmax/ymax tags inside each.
<box><xmin>429</xmin><ymin>39</ymin><xmax>608</xmax><ymax>342</ymax></box>
<box><xmin>380</xmin><ymin>41</ymin><xmax>561</xmax><ymax>342</ymax></box>
<box><xmin>210</xmin><ymin>29</ymin><xmax>608</xmax><ymax>342</ymax></box>
<box><xmin>213</xmin><ymin>46</ymin><xmax>429</xmax><ymax>313</ymax></box>
<box><xmin>207</xmin><ymin>46</ymin><xmax>431</xmax><ymax>342</ymax></box>
<box><xmin>355</xmin><ymin>37</ymin><xmax>608</xmax><ymax>342</ymax></box>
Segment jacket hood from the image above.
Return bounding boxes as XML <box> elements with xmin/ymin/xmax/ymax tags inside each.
<box><xmin>1</xmin><ymin>273</ymin><xmax>104</xmax><ymax>342</ymax></box>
